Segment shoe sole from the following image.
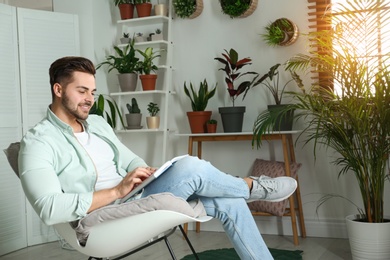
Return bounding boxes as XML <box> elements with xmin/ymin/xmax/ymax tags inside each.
<box><xmin>247</xmin><ymin>179</ymin><xmax>297</xmax><ymax>203</ymax></box>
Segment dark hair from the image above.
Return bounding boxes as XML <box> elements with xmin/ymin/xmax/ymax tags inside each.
<box><xmin>49</xmin><ymin>56</ymin><xmax>96</xmax><ymax>99</ymax></box>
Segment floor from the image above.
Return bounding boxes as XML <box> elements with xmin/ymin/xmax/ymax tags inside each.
<box><xmin>1</xmin><ymin>230</ymin><xmax>352</xmax><ymax>260</ymax></box>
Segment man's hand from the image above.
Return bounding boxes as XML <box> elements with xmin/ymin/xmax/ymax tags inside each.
<box><xmin>115</xmin><ymin>167</ymin><xmax>156</xmax><ymax>199</ymax></box>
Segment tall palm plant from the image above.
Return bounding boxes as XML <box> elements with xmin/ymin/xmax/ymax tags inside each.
<box><xmin>253</xmin><ymin>1</ymin><xmax>390</xmax><ymax>223</ymax></box>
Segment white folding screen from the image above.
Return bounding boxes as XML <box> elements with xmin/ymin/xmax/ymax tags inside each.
<box><xmin>0</xmin><ymin>4</ymin><xmax>26</xmax><ymax>256</ymax></box>
<box><xmin>0</xmin><ymin>4</ymin><xmax>79</xmax><ymax>255</ymax></box>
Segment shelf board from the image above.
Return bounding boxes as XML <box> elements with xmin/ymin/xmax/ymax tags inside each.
<box><xmin>117</xmin><ymin>15</ymin><xmax>169</xmax><ymax>26</ymax></box>
<box><xmin>117</xmin><ymin>40</ymin><xmax>168</xmax><ymax>49</ymax></box>
<box><xmin>110</xmin><ymin>90</ymin><xmax>168</xmax><ymax>96</ymax></box>
<box><xmin>116</xmin><ymin>128</ymin><xmax>165</xmax><ymax>134</ymax></box>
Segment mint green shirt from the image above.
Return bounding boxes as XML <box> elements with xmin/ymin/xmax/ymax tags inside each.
<box><xmin>19</xmin><ymin>108</ymin><xmax>147</xmax><ymax>225</ymax></box>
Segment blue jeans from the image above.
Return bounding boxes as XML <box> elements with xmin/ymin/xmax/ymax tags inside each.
<box><xmin>141</xmin><ymin>156</ymin><xmax>273</xmax><ymax>260</ymax></box>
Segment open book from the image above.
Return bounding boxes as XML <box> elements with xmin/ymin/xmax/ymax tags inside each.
<box><xmin>120</xmin><ymin>154</ymin><xmax>189</xmax><ymax>203</ymax></box>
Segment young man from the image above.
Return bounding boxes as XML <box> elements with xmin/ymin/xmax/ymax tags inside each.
<box><xmin>19</xmin><ymin>56</ymin><xmax>297</xmax><ymax>260</ymax></box>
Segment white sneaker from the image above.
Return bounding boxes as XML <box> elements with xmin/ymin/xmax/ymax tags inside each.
<box><xmin>247</xmin><ymin>175</ymin><xmax>297</xmax><ymax>203</ymax></box>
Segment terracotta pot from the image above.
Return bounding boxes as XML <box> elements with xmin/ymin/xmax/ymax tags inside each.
<box><xmin>206</xmin><ymin>123</ymin><xmax>217</xmax><ymax>133</ymax></box>
<box><xmin>135</xmin><ymin>3</ymin><xmax>152</xmax><ymax>18</ymax></box>
<box><xmin>139</xmin><ymin>74</ymin><xmax>157</xmax><ymax>91</ymax></box>
<box><xmin>187</xmin><ymin>111</ymin><xmax>212</xmax><ymax>133</ymax></box>
<box><xmin>146</xmin><ymin>116</ymin><xmax>160</xmax><ymax>129</ymax></box>
<box><xmin>118</xmin><ymin>4</ymin><xmax>134</xmax><ymax>20</ymax></box>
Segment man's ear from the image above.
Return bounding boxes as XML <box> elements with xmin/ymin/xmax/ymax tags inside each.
<box><xmin>53</xmin><ymin>83</ymin><xmax>62</xmax><ymax>97</ymax></box>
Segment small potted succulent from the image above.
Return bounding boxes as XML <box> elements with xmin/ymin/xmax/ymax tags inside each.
<box><xmin>135</xmin><ymin>32</ymin><xmax>146</xmax><ymax>42</ymax></box>
<box><xmin>146</xmin><ymin>102</ymin><xmax>160</xmax><ymax>129</ymax></box>
<box><xmin>151</xmin><ymin>29</ymin><xmax>163</xmax><ymax>41</ymax></box>
<box><xmin>184</xmin><ymin>79</ymin><xmax>217</xmax><ymax>133</ymax></box>
<box><xmin>206</xmin><ymin>119</ymin><xmax>217</xmax><ymax>133</ymax></box>
<box><xmin>120</xmin><ymin>32</ymin><xmax>131</xmax><ymax>44</ymax></box>
<box><xmin>125</xmin><ymin>98</ymin><xmax>142</xmax><ymax>129</ymax></box>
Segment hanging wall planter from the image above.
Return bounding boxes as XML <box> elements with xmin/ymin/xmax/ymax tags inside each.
<box><xmin>173</xmin><ymin>0</ymin><xmax>204</xmax><ymax>19</ymax></box>
<box><xmin>262</xmin><ymin>18</ymin><xmax>299</xmax><ymax>47</ymax></box>
<box><xmin>219</xmin><ymin>0</ymin><xmax>258</xmax><ymax>19</ymax></box>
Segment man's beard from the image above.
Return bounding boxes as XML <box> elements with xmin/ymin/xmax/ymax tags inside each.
<box><xmin>62</xmin><ymin>91</ymin><xmax>92</xmax><ymax>120</ymax></box>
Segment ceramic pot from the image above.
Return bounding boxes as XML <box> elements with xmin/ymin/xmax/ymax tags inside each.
<box><xmin>140</xmin><ymin>74</ymin><xmax>157</xmax><ymax>91</ymax></box>
<box><xmin>187</xmin><ymin>111</ymin><xmax>212</xmax><ymax>133</ymax></box>
<box><xmin>118</xmin><ymin>4</ymin><xmax>134</xmax><ymax>20</ymax></box>
<box><xmin>146</xmin><ymin>116</ymin><xmax>160</xmax><ymax>129</ymax></box>
<box><xmin>218</xmin><ymin>106</ymin><xmax>245</xmax><ymax>132</ymax></box>
<box><xmin>267</xmin><ymin>104</ymin><xmax>294</xmax><ymax>131</ymax></box>
<box><xmin>154</xmin><ymin>4</ymin><xmax>167</xmax><ymax>16</ymax></box>
<box><xmin>117</xmin><ymin>73</ymin><xmax>138</xmax><ymax>92</ymax></box>
<box><xmin>346</xmin><ymin>214</ymin><xmax>390</xmax><ymax>260</ymax></box>
<box><xmin>125</xmin><ymin>113</ymin><xmax>142</xmax><ymax>129</ymax></box>
<box><xmin>135</xmin><ymin>3</ymin><xmax>152</xmax><ymax>18</ymax></box>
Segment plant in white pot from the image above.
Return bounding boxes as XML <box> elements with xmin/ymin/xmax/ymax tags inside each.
<box><xmin>214</xmin><ymin>48</ymin><xmax>258</xmax><ymax>132</ymax></box>
<box><xmin>253</xmin><ymin>1</ymin><xmax>390</xmax><ymax>258</ymax></box>
<box><xmin>96</xmin><ymin>38</ymin><xmax>141</xmax><ymax>92</ymax></box>
<box><xmin>125</xmin><ymin>98</ymin><xmax>142</xmax><ymax>129</ymax></box>
<box><xmin>184</xmin><ymin>79</ymin><xmax>217</xmax><ymax>133</ymax></box>
<box><xmin>146</xmin><ymin>102</ymin><xmax>160</xmax><ymax>129</ymax></box>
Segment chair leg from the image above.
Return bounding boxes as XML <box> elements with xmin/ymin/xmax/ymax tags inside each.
<box><xmin>179</xmin><ymin>225</ymin><xmax>199</xmax><ymax>260</ymax></box>
<box><xmin>164</xmin><ymin>236</ymin><xmax>177</xmax><ymax>260</ymax></box>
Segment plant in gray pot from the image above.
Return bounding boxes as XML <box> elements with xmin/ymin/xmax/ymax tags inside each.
<box><xmin>125</xmin><ymin>98</ymin><xmax>142</xmax><ymax>129</ymax></box>
<box><xmin>214</xmin><ymin>48</ymin><xmax>258</xmax><ymax>132</ymax></box>
<box><xmin>255</xmin><ymin>63</ymin><xmax>304</xmax><ymax>131</ymax></box>
<box><xmin>96</xmin><ymin>37</ymin><xmax>140</xmax><ymax>92</ymax></box>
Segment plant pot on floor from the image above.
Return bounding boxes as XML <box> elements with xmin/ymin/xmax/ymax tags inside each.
<box><xmin>140</xmin><ymin>74</ymin><xmax>157</xmax><ymax>91</ymax></box>
<box><xmin>267</xmin><ymin>104</ymin><xmax>294</xmax><ymax>131</ymax></box>
<box><xmin>136</xmin><ymin>3</ymin><xmax>152</xmax><ymax>18</ymax></box>
<box><xmin>146</xmin><ymin>116</ymin><xmax>160</xmax><ymax>129</ymax></box>
<box><xmin>346</xmin><ymin>214</ymin><xmax>390</xmax><ymax>260</ymax></box>
<box><xmin>125</xmin><ymin>113</ymin><xmax>142</xmax><ymax>129</ymax></box>
<box><xmin>118</xmin><ymin>4</ymin><xmax>134</xmax><ymax>20</ymax></box>
<box><xmin>219</xmin><ymin>106</ymin><xmax>245</xmax><ymax>132</ymax></box>
<box><xmin>187</xmin><ymin>111</ymin><xmax>212</xmax><ymax>133</ymax></box>
<box><xmin>118</xmin><ymin>73</ymin><xmax>138</xmax><ymax>92</ymax></box>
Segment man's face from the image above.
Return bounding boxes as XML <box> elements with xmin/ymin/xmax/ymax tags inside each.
<box><xmin>60</xmin><ymin>71</ymin><xmax>96</xmax><ymax>120</ymax></box>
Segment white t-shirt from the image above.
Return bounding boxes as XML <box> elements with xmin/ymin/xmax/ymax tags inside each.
<box><xmin>74</xmin><ymin>131</ymin><xmax>123</xmax><ymax>191</ymax></box>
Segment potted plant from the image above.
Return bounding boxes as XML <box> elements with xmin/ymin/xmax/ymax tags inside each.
<box><xmin>120</xmin><ymin>32</ymin><xmax>131</xmax><ymax>44</ymax></box>
<box><xmin>114</xmin><ymin>0</ymin><xmax>135</xmax><ymax>20</ymax></box>
<box><xmin>146</xmin><ymin>102</ymin><xmax>160</xmax><ymax>129</ymax></box>
<box><xmin>134</xmin><ymin>0</ymin><xmax>152</xmax><ymax>18</ymax></box>
<box><xmin>90</xmin><ymin>94</ymin><xmax>125</xmax><ymax>129</ymax></box>
<box><xmin>255</xmin><ymin>63</ymin><xmax>304</xmax><ymax>131</ymax></box>
<box><xmin>219</xmin><ymin>0</ymin><xmax>257</xmax><ymax>19</ymax></box>
<box><xmin>262</xmin><ymin>18</ymin><xmax>299</xmax><ymax>47</ymax></box>
<box><xmin>125</xmin><ymin>98</ymin><xmax>142</xmax><ymax>129</ymax></box>
<box><xmin>214</xmin><ymin>48</ymin><xmax>258</xmax><ymax>132</ymax></box>
<box><xmin>135</xmin><ymin>32</ymin><xmax>146</xmax><ymax>42</ymax></box>
<box><xmin>206</xmin><ymin>119</ymin><xmax>217</xmax><ymax>133</ymax></box>
<box><xmin>96</xmin><ymin>38</ymin><xmax>140</xmax><ymax>92</ymax></box>
<box><xmin>151</xmin><ymin>28</ymin><xmax>163</xmax><ymax>41</ymax></box>
<box><xmin>137</xmin><ymin>47</ymin><xmax>162</xmax><ymax>91</ymax></box>
<box><xmin>253</xmin><ymin>1</ymin><xmax>390</xmax><ymax>257</ymax></box>
<box><xmin>184</xmin><ymin>79</ymin><xmax>217</xmax><ymax>133</ymax></box>
<box><xmin>173</xmin><ymin>0</ymin><xmax>204</xmax><ymax>19</ymax></box>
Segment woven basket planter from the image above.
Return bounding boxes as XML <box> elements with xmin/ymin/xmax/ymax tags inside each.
<box><xmin>238</xmin><ymin>0</ymin><xmax>258</xmax><ymax>18</ymax></box>
<box><xmin>220</xmin><ymin>0</ymin><xmax>258</xmax><ymax>19</ymax></box>
<box><xmin>278</xmin><ymin>18</ymin><xmax>299</xmax><ymax>46</ymax></box>
<box><xmin>188</xmin><ymin>0</ymin><xmax>203</xmax><ymax>19</ymax></box>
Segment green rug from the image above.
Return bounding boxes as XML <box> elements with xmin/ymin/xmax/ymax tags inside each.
<box><xmin>181</xmin><ymin>247</ymin><xmax>303</xmax><ymax>260</ymax></box>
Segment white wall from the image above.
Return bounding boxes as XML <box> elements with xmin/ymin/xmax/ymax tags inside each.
<box><xmin>50</xmin><ymin>0</ymin><xmax>389</xmax><ymax>239</ymax></box>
